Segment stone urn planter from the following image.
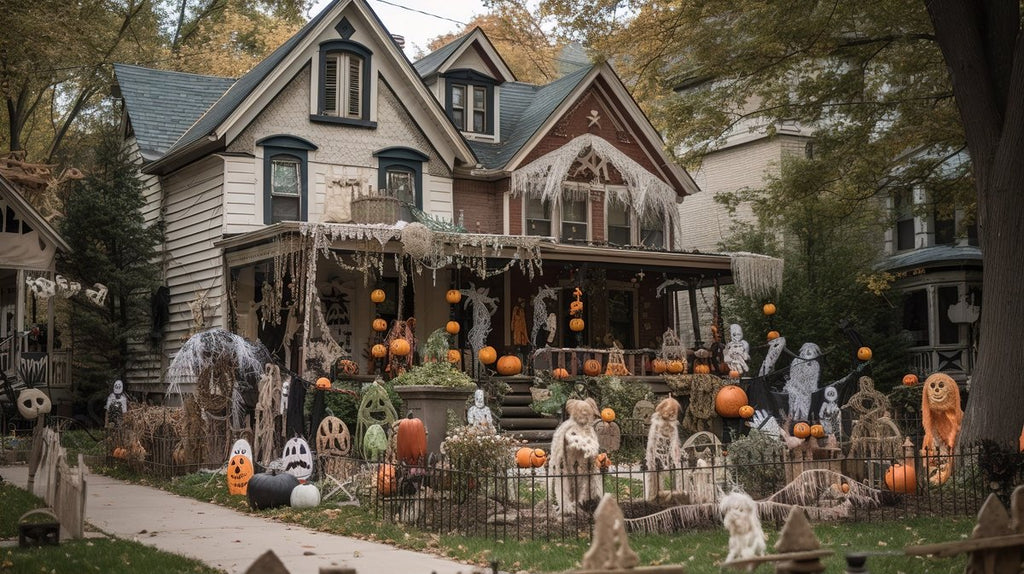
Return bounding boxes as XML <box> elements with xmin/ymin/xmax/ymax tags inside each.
<box><xmin>393</xmin><ymin>385</ymin><xmax>474</xmax><ymax>457</ymax></box>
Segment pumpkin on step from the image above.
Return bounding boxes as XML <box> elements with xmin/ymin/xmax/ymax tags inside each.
<box><xmin>552</xmin><ymin>368</ymin><xmax>570</xmax><ymax>380</ymax></box>
<box><xmin>478</xmin><ymin>346</ymin><xmax>497</xmax><ymax>365</ymax></box>
<box><xmin>496</xmin><ymin>355</ymin><xmax>522</xmax><ymax>376</ymax></box>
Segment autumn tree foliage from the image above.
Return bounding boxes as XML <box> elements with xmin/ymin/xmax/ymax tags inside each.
<box><xmin>536</xmin><ymin>0</ymin><xmax>1024</xmax><ymax>445</ymax></box>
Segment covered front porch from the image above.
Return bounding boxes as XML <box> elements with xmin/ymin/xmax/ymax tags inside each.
<box><xmin>218</xmin><ymin>222</ymin><xmax>734</xmax><ymax>381</ymax></box>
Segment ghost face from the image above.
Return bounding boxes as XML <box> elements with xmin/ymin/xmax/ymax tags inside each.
<box><xmin>230</xmin><ymin>438</ymin><xmax>253</xmax><ymax>460</ymax></box>
<box><xmin>729</xmin><ymin>324</ymin><xmax>743</xmax><ymax>342</ymax></box>
<box><xmin>17</xmin><ymin>389</ymin><xmax>51</xmax><ymax>420</ymax></box>
<box><xmin>824</xmin><ymin>386</ymin><xmax>838</xmax><ymax>403</ymax></box>
<box><xmin>282</xmin><ymin>437</ymin><xmax>313</xmax><ymax>480</ymax></box>
<box><xmin>799</xmin><ymin>342</ymin><xmax>821</xmax><ymax>360</ymax></box>
<box><xmin>113</xmin><ymin>380</ymin><xmax>124</xmax><ymax>394</ymax></box>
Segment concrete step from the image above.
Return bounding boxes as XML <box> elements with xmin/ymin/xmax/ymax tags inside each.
<box><xmin>501</xmin><ymin>395</ymin><xmax>533</xmax><ymax>407</ymax></box>
<box><xmin>500</xmin><ymin>417</ymin><xmax>560</xmax><ymax>430</ymax></box>
<box><xmin>504</xmin><ymin>429</ymin><xmax>556</xmax><ymax>442</ymax></box>
<box><xmin>501</xmin><ymin>405</ymin><xmax>543</xmax><ymax>418</ymax></box>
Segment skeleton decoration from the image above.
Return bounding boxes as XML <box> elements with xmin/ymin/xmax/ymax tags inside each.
<box><xmin>25</xmin><ymin>276</ymin><xmax>56</xmax><ymax>300</ymax></box>
<box><xmin>758</xmin><ymin>336</ymin><xmax>787</xmax><ymax>376</ymax></box>
<box><xmin>644</xmin><ymin>397</ymin><xmax>683</xmax><ymax>500</ymax></box>
<box><xmin>548</xmin><ymin>398</ymin><xmax>604</xmax><ymax>515</ymax></box>
<box><xmin>85</xmin><ymin>283</ymin><xmax>108</xmax><ymax>306</ymax></box>
<box><xmin>720</xmin><ymin>490</ymin><xmax>768</xmax><ymax>565</ymax></box>
<box><xmin>17</xmin><ymin>388</ymin><xmax>51</xmax><ymax>420</ymax></box>
<box><xmin>466</xmin><ymin>389</ymin><xmax>495</xmax><ymax>432</ymax></box>
<box><xmin>461</xmin><ymin>284</ymin><xmax>498</xmax><ymax>357</ymax></box>
<box><xmin>55</xmin><ymin>275</ymin><xmax>82</xmax><ymax>298</ymax></box>
<box><xmin>104</xmin><ymin>379</ymin><xmax>128</xmax><ymax>427</ymax></box>
<box><xmin>784</xmin><ymin>342</ymin><xmax>822</xmax><ymax>421</ymax></box>
<box><xmin>921</xmin><ymin>372</ymin><xmax>963</xmax><ymax>485</ymax></box>
<box><xmin>818</xmin><ymin>386</ymin><xmax>842</xmax><ymax>439</ymax></box>
<box><xmin>531</xmin><ymin>285</ymin><xmax>558</xmax><ymax>347</ymax></box>
<box><xmin>723</xmin><ymin>324</ymin><xmax>750</xmax><ymax>375</ymax></box>
<box><xmin>282</xmin><ymin>437</ymin><xmax>314</xmax><ymax>481</ymax></box>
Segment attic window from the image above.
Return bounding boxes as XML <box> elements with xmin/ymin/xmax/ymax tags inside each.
<box><xmin>444</xmin><ymin>69</ymin><xmax>495</xmax><ymax>136</ymax></box>
<box><xmin>313</xmin><ymin>40</ymin><xmax>374</xmax><ymax>128</ymax></box>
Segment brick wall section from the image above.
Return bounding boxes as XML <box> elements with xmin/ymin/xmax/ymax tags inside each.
<box><xmin>454</xmin><ymin>179</ymin><xmax>502</xmax><ymax>234</ymax></box>
<box><xmin>508</xmin><ymin>194</ymin><xmax>522</xmax><ymax>235</ymax></box>
<box><xmin>590</xmin><ymin>189</ymin><xmax>605</xmax><ymax>242</ymax></box>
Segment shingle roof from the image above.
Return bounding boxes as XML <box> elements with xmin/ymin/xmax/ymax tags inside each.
<box><xmin>876</xmin><ymin>244</ymin><xmax>983</xmax><ymax>271</ymax></box>
<box><xmin>113</xmin><ymin>64</ymin><xmax>235</xmax><ymax>161</ymax></box>
<box><xmin>469</xmin><ymin>65</ymin><xmax>594</xmax><ymax>169</ymax></box>
<box><xmin>412</xmin><ymin>32</ymin><xmax>472</xmax><ymax>79</ymax></box>
<box><xmin>163</xmin><ymin>0</ymin><xmax>341</xmax><ymax>158</ymax></box>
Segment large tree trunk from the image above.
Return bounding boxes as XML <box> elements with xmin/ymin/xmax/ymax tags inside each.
<box><xmin>927</xmin><ymin>0</ymin><xmax>1024</xmax><ymax>447</ymax></box>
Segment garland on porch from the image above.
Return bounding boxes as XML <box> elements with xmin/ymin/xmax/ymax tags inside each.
<box><xmin>728</xmin><ymin>252</ymin><xmax>784</xmax><ymax>298</ymax></box>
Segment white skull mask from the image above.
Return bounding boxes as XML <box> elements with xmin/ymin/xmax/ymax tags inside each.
<box><xmin>113</xmin><ymin>380</ymin><xmax>124</xmax><ymax>394</ymax></box>
<box><xmin>18</xmin><ymin>388</ymin><xmax>51</xmax><ymax>420</ymax></box>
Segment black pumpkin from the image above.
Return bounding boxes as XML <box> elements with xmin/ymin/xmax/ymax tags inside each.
<box><xmin>246</xmin><ymin>470</ymin><xmax>300</xmax><ymax>510</ymax></box>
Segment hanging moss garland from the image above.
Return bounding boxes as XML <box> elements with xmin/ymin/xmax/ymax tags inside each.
<box><xmin>355</xmin><ymin>381</ymin><xmax>398</xmax><ymax>458</ymax></box>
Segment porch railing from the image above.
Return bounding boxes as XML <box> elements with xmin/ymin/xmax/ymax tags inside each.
<box><xmin>908</xmin><ymin>345</ymin><xmax>976</xmax><ymax>379</ymax></box>
<box><xmin>533</xmin><ymin>347</ymin><xmax>659</xmax><ymax>377</ymax></box>
<box><xmin>50</xmin><ymin>350</ymin><xmax>72</xmax><ymax>389</ymax></box>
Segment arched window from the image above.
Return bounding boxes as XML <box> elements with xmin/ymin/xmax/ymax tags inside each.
<box><xmin>374</xmin><ymin>147</ymin><xmax>428</xmax><ymax>221</ymax></box>
<box><xmin>314</xmin><ymin>40</ymin><xmax>373</xmax><ymax>127</ymax></box>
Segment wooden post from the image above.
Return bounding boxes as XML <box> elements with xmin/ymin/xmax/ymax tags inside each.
<box><xmin>687</xmin><ymin>283</ymin><xmax>702</xmax><ymax>347</ymax></box>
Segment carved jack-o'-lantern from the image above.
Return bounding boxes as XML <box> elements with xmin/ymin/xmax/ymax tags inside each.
<box><xmin>316</xmin><ymin>416</ymin><xmax>352</xmax><ymax>456</ymax></box>
<box><xmin>282</xmin><ymin>437</ymin><xmax>314</xmax><ymax>481</ymax></box>
<box><xmin>227</xmin><ymin>453</ymin><xmax>255</xmax><ymax>495</ymax></box>
<box><xmin>17</xmin><ymin>388</ymin><xmax>51</xmax><ymax>420</ymax></box>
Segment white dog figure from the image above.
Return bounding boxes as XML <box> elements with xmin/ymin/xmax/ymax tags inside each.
<box><xmin>548</xmin><ymin>397</ymin><xmax>603</xmax><ymax>515</ymax></box>
<box><xmin>719</xmin><ymin>490</ymin><xmax>767</xmax><ymax>567</ymax></box>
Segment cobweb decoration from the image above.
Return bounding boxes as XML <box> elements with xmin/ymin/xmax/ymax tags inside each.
<box><xmin>510</xmin><ymin>133</ymin><xmax>679</xmax><ymax>228</ymax></box>
<box><xmin>531</xmin><ymin>285</ymin><xmax>558</xmax><ymax>345</ymax></box>
<box><xmin>728</xmin><ymin>252</ymin><xmax>784</xmax><ymax>298</ymax></box>
<box><xmin>462</xmin><ymin>283</ymin><xmax>499</xmax><ymax>356</ymax></box>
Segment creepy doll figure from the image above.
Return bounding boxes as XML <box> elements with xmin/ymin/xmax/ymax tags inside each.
<box><xmin>548</xmin><ymin>398</ymin><xmax>604</xmax><ymax>515</ymax></box>
<box><xmin>720</xmin><ymin>490</ymin><xmax>767</xmax><ymax>566</ymax></box>
<box><xmin>644</xmin><ymin>396</ymin><xmax>682</xmax><ymax>500</ymax></box>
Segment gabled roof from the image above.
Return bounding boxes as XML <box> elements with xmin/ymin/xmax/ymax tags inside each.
<box><xmin>413</xmin><ymin>28</ymin><xmax>516</xmax><ymax>83</ymax></box>
<box><xmin>134</xmin><ymin>0</ymin><xmax>475</xmax><ymax>175</ymax></box>
<box><xmin>0</xmin><ymin>173</ymin><xmax>71</xmax><ymax>255</ymax></box>
<box><xmin>413</xmin><ymin>33</ymin><xmax>472</xmax><ymax>78</ymax></box>
<box><xmin>469</xmin><ymin>66</ymin><xmax>593</xmax><ymax>169</ymax></box>
<box><xmin>114</xmin><ymin>64</ymin><xmax>234</xmax><ymax>162</ymax></box>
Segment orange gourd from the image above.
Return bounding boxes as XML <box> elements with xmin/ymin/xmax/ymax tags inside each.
<box><xmin>884</xmin><ymin>462</ymin><xmax>917</xmax><ymax>494</ymax></box>
<box><xmin>315</xmin><ymin>377</ymin><xmax>332</xmax><ymax>390</ymax></box>
<box><xmin>763</xmin><ymin>303</ymin><xmax>776</xmax><ymax>316</ymax></box>
<box><xmin>693</xmin><ymin>364</ymin><xmax>711</xmax><ymax>374</ymax></box>
<box><xmin>371</xmin><ymin>289</ymin><xmax>386</xmax><ymax>303</ymax></box>
<box><xmin>810</xmin><ymin>424</ymin><xmax>825</xmax><ymax>438</ymax></box>
<box><xmin>596</xmin><ymin>452</ymin><xmax>611</xmax><ymax>469</ymax></box>
<box><xmin>446</xmin><ymin>320</ymin><xmax>460</xmax><ymax>335</ymax></box>
<box><xmin>667</xmin><ymin>360</ymin><xmax>685</xmax><ymax>374</ymax></box>
<box><xmin>903</xmin><ymin>373</ymin><xmax>918</xmax><ymax>386</ymax></box>
<box><xmin>496</xmin><ymin>355</ymin><xmax>522</xmax><ymax>376</ymax></box>
<box><xmin>651</xmin><ymin>359</ymin><xmax>667</xmax><ymax>374</ymax></box>
<box><xmin>531</xmin><ymin>448</ymin><xmax>546</xmax><ymax>467</ymax></box>
<box><xmin>767</xmin><ymin>330</ymin><xmax>780</xmax><ymax>341</ymax></box>
<box><xmin>792</xmin><ymin>422</ymin><xmax>811</xmax><ymax>439</ymax></box>
<box><xmin>390</xmin><ymin>338</ymin><xmax>411</xmax><ymax>357</ymax></box>
<box><xmin>570</xmin><ymin>317</ymin><xmax>585</xmax><ymax>332</ymax></box>
<box><xmin>338</xmin><ymin>359</ymin><xmax>358</xmax><ymax>375</ymax></box>
<box><xmin>729</xmin><ymin>369</ymin><xmax>740</xmax><ymax>379</ymax></box>
<box><xmin>372</xmin><ymin>318</ymin><xmax>388</xmax><ymax>332</ymax></box>
<box><xmin>857</xmin><ymin>346</ymin><xmax>873</xmax><ymax>361</ymax></box>
<box><xmin>516</xmin><ymin>447</ymin><xmax>535</xmax><ymax>468</ymax></box>
<box><xmin>569</xmin><ymin>300</ymin><xmax>583</xmax><ymax>314</ymax></box>
<box><xmin>446</xmin><ymin>289</ymin><xmax>462</xmax><ymax>304</ymax></box>
<box><xmin>552</xmin><ymin>368</ymin><xmax>570</xmax><ymax>380</ymax></box>
<box><xmin>447</xmin><ymin>349</ymin><xmax>461</xmax><ymax>364</ymax></box>
<box><xmin>478</xmin><ymin>346</ymin><xmax>497</xmax><ymax>365</ymax></box>
<box><xmin>601</xmin><ymin>408</ymin><xmax>616</xmax><ymax>423</ymax></box>
<box><xmin>715</xmin><ymin>385</ymin><xmax>749</xmax><ymax>418</ymax></box>
<box><xmin>396</xmin><ymin>415</ymin><xmax>427</xmax><ymax>465</ymax></box>
<box><xmin>738</xmin><ymin>405</ymin><xmax>755</xmax><ymax>419</ymax></box>
<box><xmin>377</xmin><ymin>464</ymin><xmax>396</xmax><ymax>495</ymax></box>
<box><xmin>583</xmin><ymin>359</ymin><xmax>602</xmax><ymax>376</ymax></box>
<box><xmin>371</xmin><ymin>344</ymin><xmax>388</xmax><ymax>358</ymax></box>
<box><xmin>841</xmin><ymin>483</ymin><xmax>850</xmax><ymax>493</ymax></box>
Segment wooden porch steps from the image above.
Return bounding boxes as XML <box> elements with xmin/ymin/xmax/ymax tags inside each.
<box><xmin>496</xmin><ymin>375</ymin><xmax>558</xmax><ymax>445</ymax></box>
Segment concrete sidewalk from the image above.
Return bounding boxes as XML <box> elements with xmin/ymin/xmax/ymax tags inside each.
<box><xmin>1</xmin><ymin>464</ymin><xmax>478</xmax><ymax>574</ymax></box>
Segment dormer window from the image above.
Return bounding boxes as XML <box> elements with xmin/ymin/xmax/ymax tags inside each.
<box><xmin>314</xmin><ymin>40</ymin><xmax>374</xmax><ymax>127</ymax></box>
<box><xmin>444</xmin><ymin>69</ymin><xmax>495</xmax><ymax>136</ymax></box>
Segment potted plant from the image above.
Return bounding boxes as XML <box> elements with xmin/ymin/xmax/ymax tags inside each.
<box><xmin>529</xmin><ymin>371</ymin><xmax>569</xmax><ymax>417</ymax></box>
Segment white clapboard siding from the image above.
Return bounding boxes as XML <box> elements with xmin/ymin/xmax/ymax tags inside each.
<box><xmin>222</xmin><ymin>154</ymin><xmax>261</xmax><ymax>233</ymax></box>
<box><xmin>125</xmin><ymin>137</ymin><xmax>164</xmax><ymax>228</ymax></box>
<box><xmin>423</xmin><ymin>174</ymin><xmax>454</xmax><ymax>221</ymax></box>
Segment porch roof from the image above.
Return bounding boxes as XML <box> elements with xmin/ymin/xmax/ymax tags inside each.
<box><xmin>217</xmin><ymin>222</ymin><xmax>734</xmax><ymax>278</ymax></box>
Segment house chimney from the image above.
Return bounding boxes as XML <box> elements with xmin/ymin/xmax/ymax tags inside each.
<box><xmin>392</xmin><ymin>34</ymin><xmax>405</xmax><ymax>50</ymax></box>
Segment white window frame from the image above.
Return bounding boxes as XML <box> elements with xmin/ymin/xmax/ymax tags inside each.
<box><xmin>522</xmin><ymin>185</ymin><xmax>592</xmax><ymax>243</ymax></box>
<box><xmin>604</xmin><ymin>190</ymin><xmax>668</xmax><ymax>249</ymax></box>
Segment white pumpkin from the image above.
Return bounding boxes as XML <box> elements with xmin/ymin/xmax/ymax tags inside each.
<box><xmin>282</xmin><ymin>437</ymin><xmax>314</xmax><ymax>481</ymax></box>
<box><xmin>289</xmin><ymin>482</ymin><xmax>321</xmax><ymax>508</ymax></box>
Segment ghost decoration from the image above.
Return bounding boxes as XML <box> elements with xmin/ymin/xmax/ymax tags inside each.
<box><xmin>783</xmin><ymin>342</ymin><xmax>822</xmax><ymax>421</ymax></box>
<box><xmin>17</xmin><ymin>388</ymin><xmax>52</xmax><ymax>420</ymax></box>
<box><xmin>316</xmin><ymin>416</ymin><xmax>351</xmax><ymax>457</ymax></box>
<box><xmin>819</xmin><ymin>386</ymin><xmax>842</xmax><ymax>439</ymax></box>
<box><xmin>282</xmin><ymin>437</ymin><xmax>314</xmax><ymax>481</ymax></box>
<box><xmin>231</xmin><ymin>438</ymin><xmax>253</xmax><ymax>461</ymax></box>
<box><xmin>105</xmin><ymin>379</ymin><xmax>128</xmax><ymax>420</ymax></box>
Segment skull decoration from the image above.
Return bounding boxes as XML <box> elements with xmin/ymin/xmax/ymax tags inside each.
<box><xmin>316</xmin><ymin>416</ymin><xmax>351</xmax><ymax>456</ymax></box>
<box><xmin>18</xmin><ymin>388</ymin><xmax>51</xmax><ymax>420</ymax></box>
<box><xmin>282</xmin><ymin>437</ymin><xmax>314</xmax><ymax>481</ymax></box>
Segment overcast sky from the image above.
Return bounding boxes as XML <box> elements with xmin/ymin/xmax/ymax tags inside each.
<box><xmin>311</xmin><ymin>0</ymin><xmax>486</xmax><ymax>60</ymax></box>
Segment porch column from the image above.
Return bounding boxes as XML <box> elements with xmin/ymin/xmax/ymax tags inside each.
<box><xmin>15</xmin><ymin>269</ymin><xmax>24</xmax><ymax>370</ymax></box>
<box><xmin>688</xmin><ymin>283</ymin><xmax>702</xmax><ymax>347</ymax></box>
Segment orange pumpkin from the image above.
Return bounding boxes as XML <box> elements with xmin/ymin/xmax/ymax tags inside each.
<box><xmin>446</xmin><ymin>320</ymin><xmax>460</xmax><ymax>335</ymax></box>
<box><xmin>396</xmin><ymin>415</ymin><xmax>427</xmax><ymax>465</ymax></box>
<box><xmin>715</xmin><ymin>385</ymin><xmax>749</xmax><ymax>418</ymax></box>
<box><xmin>902</xmin><ymin>373</ymin><xmax>919</xmax><ymax>386</ymax></box>
<box><xmin>738</xmin><ymin>405</ymin><xmax>755</xmax><ymax>419</ymax></box>
<box><xmin>792</xmin><ymin>422</ymin><xmax>811</xmax><ymax>439</ymax></box>
<box><xmin>596</xmin><ymin>452</ymin><xmax>612</xmax><ymax>469</ymax></box>
<box><xmin>601</xmin><ymin>408</ymin><xmax>616</xmax><ymax>423</ymax></box>
<box><xmin>496</xmin><ymin>355</ymin><xmax>522</xmax><ymax>376</ymax></box>
<box><xmin>531</xmin><ymin>448</ymin><xmax>546</xmax><ymax>467</ymax></box>
<box><xmin>857</xmin><ymin>346</ymin><xmax>873</xmax><ymax>361</ymax></box>
<box><xmin>767</xmin><ymin>330</ymin><xmax>780</xmax><ymax>341</ymax></box>
<box><xmin>667</xmin><ymin>360</ymin><xmax>685</xmax><ymax>374</ymax></box>
<box><xmin>884</xmin><ymin>462</ymin><xmax>917</xmax><ymax>494</ymax></box>
<box><xmin>446</xmin><ymin>289</ymin><xmax>462</xmax><ymax>304</ymax></box>
<box><xmin>583</xmin><ymin>359</ymin><xmax>602</xmax><ymax>377</ymax></box>
<box><xmin>372</xmin><ymin>318</ymin><xmax>388</xmax><ymax>332</ymax></box>
<box><xmin>763</xmin><ymin>303</ymin><xmax>776</xmax><ymax>316</ymax></box>
<box><xmin>478</xmin><ymin>346</ymin><xmax>498</xmax><ymax>365</ymax></box>
<box><xmin>447</xmin><ymin>349</ymin><xmax>461</xmax><ymax>364</ymax></box>
<box><xmin>693</xmin><ymin>364</ymin><xmax>711</xmax><ymax>374</ymax></box>
<box><xmin>651</xmin><ymin>359</ymin><xmax>667</xmax><ymax>374</ymax></box>
<box><xmin>390</xmin><ymin>338</ymin><xmax>411</xmax><ymax>357</ymax></box>
<box><xmin>840</xmin><ymin>482</ymin><xmax>850</xmax><ymax>494</ymax></box>
<box><xmin>515</xmin><ymin>447</ymin><xmax>535</xmax><ymax>468</ymax></box>
<box><xmin>552</xmin><ymin>368</ymin><xmax>570</xmax><ymax>380</ymax></box>
<box><xmin>377</xmin><ymin>464</ymin><xmax>397</xmax><ymax>495</ymax></box>
<box><xmin>729</xmin><ymin>369</ymin><xmax>740</xmax><ymax>380</ymax></box>
<box><xmin>112</xmin><ymin>447</ymin><xmax>127</xmax><ymax>459</ymax></box>
<box><xmin>315</xmin><ymin>377</ymin><xmax>332</xmax><ymax>390</ymax></box>
<box><xmin>810</xmin><ymin>424</ymin><xmax>825</xmax><ymax>438</ymax></box>
<box><xmin>570</xmin><ymin>317</ymin><xmax>585</xmax><ymax>332</ymax></box>
<box><xmin>338</xmin><ymin>359</ymin><xmax>358</xmax><ymax>375</ymax></box>
<box><xmin>569</xmin><ymin>300</ymin><xmax>583</xmax><ymax>314</ymax></box>
<box><xmin>371</xmin><ymin>343</ymin><xmax>388</xmax><ymax>359</ymax></box>
<box><xmin>371</xmin><ymin>289</ymin><xmax>386</xmax><ymax>303</ymax></box>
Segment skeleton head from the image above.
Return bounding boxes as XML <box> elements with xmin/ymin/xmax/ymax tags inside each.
<box><xmin>18</xmin><ymin>388</ymin><xmax>51</xmax><ymax>420</ymax></box>
<box><xmin>113</xmin><ymin>379</ymin><xmax>124</xmax><ymax>394</ymax></box>
<box><xmin>925</xmin><ymin>373</ymin><xmax>958</xmax><ymax>408</ymax></box>
<box><xmin>823</xmin><ymin>386</ymin><xmax>838</xmax><ymax>403</ymax></box>
<box><xmin>798</xmin><ymin>342</ymin><xmax>821</xmax><ymax>360</ymax></box>
<box><xmin>729</xmin><ymin>323</ymin><xmax>744</xmax><ymax>342</ymax></box>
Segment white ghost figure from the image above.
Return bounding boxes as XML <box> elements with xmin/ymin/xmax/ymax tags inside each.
<box><xmin>282</xmin><ymin>436</ymin><xmax>314</xmax><ymax>481</ymax></box>
<box><xmin>230</xmin><ymin>438</ymin><xmax>253</xmax><ymax>463</ymax></box>
<box><xmin>784</xmin><ymin>342</ymin><xmax>821</xmax><ymax>421</ymax></box>
<box><xmin>723</xmin><ymin>323</ymin><xmax>751</xmax><ymax>374</ymax></box>
<box><xmin>105</xmin><ymin>379</ymin><xmax>127</xmax><ymax>414</ymax></box>
<box><xmin>819</xmin><ymin>386</ymin><xmax>842</xmax><ymax>439</ymax></box>
<box><xmin>466</xmin><ymin>388</ymin><xmax>494</xmax><ymax>431</ymax></box>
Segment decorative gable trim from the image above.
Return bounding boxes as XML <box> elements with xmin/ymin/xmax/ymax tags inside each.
<box><xmin>335</xmin><ymin>16</ymin><xmax>355</xmax><ymax>39</ymax></box>
<box><xmin>436</xmin><ymin>28</ymin><xmax>516</xmax><ymax>83</ymax></box>
<box><xmin>255</xmin><ymin>134</ymin><xmax>318</xmax><ymax>150</ymax></box>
